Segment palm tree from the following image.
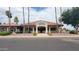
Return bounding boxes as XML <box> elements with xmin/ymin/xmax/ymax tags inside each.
<box><xmin>14</xmin><ymin>16</ymin><xmax>19</xmax><ymax>25</ymax></box>
<box><xmin>54</xmin><ymin>7</ymin><xmax>58</xmax><ymax>33</ymax></box>
<box><xmin>27</xmin><ymin>7</ymin><xmax>30</xmax><ymax>33</ymax></box>
<box><xmin>5</xmin><ymin>7</ymin><xmax>12</xmax><ymax>31</ymax></box>
<box><xmin>22</xmin><ymin>7</ymin><xmax>25</xmax><ymax>33</ymax></box>
<box><xmin>59</xmin><ymin>7</ymin><xmax>63</xmax><ymax>33</ymax></box>
<box><xmin>59</xmin><ymin>7</ymin><xmax>63</xmax><ymax>24</ymax></box>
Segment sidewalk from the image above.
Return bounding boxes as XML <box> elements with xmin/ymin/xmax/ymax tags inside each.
<box><xmin>0</xmin><ymin>33</ymin><xmax>79</xmax><ymax>38</ymax></box>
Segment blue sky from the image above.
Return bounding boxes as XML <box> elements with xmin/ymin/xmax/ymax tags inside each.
<box><xmin>0</xmin><ymin>7</ymin><xmax>74</xmax><ymax>30</ymax></box>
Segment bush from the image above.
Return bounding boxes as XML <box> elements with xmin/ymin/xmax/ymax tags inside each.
<box><xmin>0</xmin><ymin>32</ymin><xmax>12</xmax><ymax>36</ymax></box>
<box><xmin>33</xmin><ymin>32</ymin><xmax>37</xmax><ymax>36</ymax></box>
<box><xmin>69</xmin><ymin>31</ymin><xmax>76</xmax><ymax>34</ymax></box>
<box><xmin>47</xmin><ymin>32</ymin><xmax>52</xmax><ymax>36</ymax></box>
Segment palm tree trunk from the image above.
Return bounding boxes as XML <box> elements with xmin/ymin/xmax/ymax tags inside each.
<box><xmin>23</xmin><ymin>7</ymin><xmax>25</xmax><ymax>33</ymax></box>
<box><xmin>27</xmin><ymin>7</ymin><xmax>30</xmax><ymax>33</ymax></box>
<box><xmin>60</xmin><ymin>7</ymin><xmax>62</xmax><ymax>24</ymax></box>
<box><xmin>60</xmin><ymin>7</ymin><xmax>63</xmax><ymax>33</ymax></box>
<box><xmin>55</xmin><ymin>7</ymin><xmax>59</xmax><ymax>33</ymax></box>
<box><xmin>9</xmin><ymin>7</ymin><xmax>11</xmax><ymax>32</ymax></box>
<box><xmin>75</xmin><ymin>25</ymin><xmax>78</xmax><ymax>34</ymax></box>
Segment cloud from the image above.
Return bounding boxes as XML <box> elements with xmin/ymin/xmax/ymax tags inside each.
<box><xmin>31</xmin><ymin>7</ymin><xmax>47</xmax><ymax>11</ymax></box>
<box><xmin>0</xmin><ymin>7</ymin><xmax>74</xmax><ymax>30</ymax></box>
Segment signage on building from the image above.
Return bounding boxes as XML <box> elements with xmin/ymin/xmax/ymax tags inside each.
<box><xmin>37</xmin><ymin>21</ymin><xmax>46</xmax><ymax>26</ymax></box>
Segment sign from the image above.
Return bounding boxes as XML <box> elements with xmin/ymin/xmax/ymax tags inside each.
<box><xmin>37</xmin><ymin>21</ymin><xmax>46</xmax><ymax>26</ymax></box>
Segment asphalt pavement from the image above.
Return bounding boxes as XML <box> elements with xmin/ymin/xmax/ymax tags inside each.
<box><xmin>0</xmin><ymin>37</ymin><xmax>79</xmax><ymax>51</ymax></box>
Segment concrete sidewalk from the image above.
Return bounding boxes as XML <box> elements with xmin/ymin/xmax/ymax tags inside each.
<box><xmin>0</xmin><ymin>33</ymin><xmax>79</xmax><ymax>38</ymax></box>
<box><xmin>0</xmin><ymin>35</ymin><xmax>79</xmax><ymax>38</ymax></box>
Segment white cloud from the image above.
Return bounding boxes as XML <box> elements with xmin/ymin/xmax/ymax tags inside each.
<box><xmin>0</xmin><ymin>7</ymin><xmax>74</xmax><ymax>30</ymax></box>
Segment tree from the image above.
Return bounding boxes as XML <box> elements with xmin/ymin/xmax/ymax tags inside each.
<box><xmin>54</xmin><ymin>7</ymin><xmax>59</xmax><ymax>32</ymax></box>
<box><xmin>27</xmin><ymin>7</ymin><xmax>30</xmax><ymax>33</ymax></box>
<box><xmin>5</xmin><ymin>11</ymin><xmax>12</xmax><ymax>18</ymax></box>
<box><xmin>59</xmin><ymin>7</ymin><xmax>63</xmax><ymax>24</ymax></box>
<box><xmin>14</xmin><ymin>16</ymin><xmax>19</xmax><ymax>25</ymax></box>
<box><xmin>22</xmin><ymin>7</ymin><xmax>25</xmax><ymax>33</ymax></box>
<box><xmin>60</xmin><ymin>7</ymin><xmax>79</xmax><ymax>34</ymax></box>
<box><xmin>5</xmin><ymin>7</ymin><xmax>12</xmax><ymax>31</ymax></box>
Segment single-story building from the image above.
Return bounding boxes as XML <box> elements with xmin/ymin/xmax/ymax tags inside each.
<box><xmin>0</xmin><ymin>20</ymin><xmax>63</xmax><ymax>33</ymax></box>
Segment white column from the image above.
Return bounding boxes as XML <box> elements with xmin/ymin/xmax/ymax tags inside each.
<box><xmin>15</xmin><ymin>27</ymin><xmax>18</xmax><ymax>32</ymax></box>
<box><xmin>49</xmin><ymin>27</ymin><xmax>51</xmax><ymax>33</ymax></box>
<box><xmin>7</xmin><ymin>27</ymin><xmax>9</xmax><ymax>32</ymax></box>
<box><xmin>36</xmin><ymin>26</ymin><xmax>38</xmax><ymax>33</ymax></box>
<box><xmin>46</xmin><ymin>25</ymin><xmax>48</xmax><ymax>33</ymax></box>
<box><xmin>32</xmin><ymin>27</ymin><xmax>34</xmax><ymax>33</ymax></box>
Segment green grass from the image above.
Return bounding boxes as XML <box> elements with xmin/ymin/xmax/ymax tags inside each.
<box><xmin>0</xmin><ymin>32</ymin><xmax>12</xmax><ymax>36</ymax></box>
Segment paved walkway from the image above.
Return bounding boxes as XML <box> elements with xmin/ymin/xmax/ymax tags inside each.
<box><xmin>37</xmin><ymin>33</ymin><xmax>48</xmax><ymax>36</ymax></box>
<box><xmin>0</xmin><ymin>33</ymin><xmax>79</xmax><ymax>38</ymax></box>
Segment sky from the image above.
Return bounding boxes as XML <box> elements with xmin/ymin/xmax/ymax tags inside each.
<box><xmin>0</xmin><ymin>7</ymin><xmax>74</xmax><ymax>30</ymax></box>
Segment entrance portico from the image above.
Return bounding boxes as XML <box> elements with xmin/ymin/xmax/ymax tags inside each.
<box><xmin>36</xmin><ymin>25</ymin><xmax>48</xmax><ymax>33</ymax></box>
<box><xmin>30</xmin><ymin>20</ymin><xmax>63</xmax><ymax>34</ymax></box>
<box><xmin>35</xmin><ymin>20</ymin><xmax>48</xmax><ymax>33</ymax></box>
<box><xmin>38</xmin><ymin>26</ymin><xmax>46</xmax><ymax>33</ymax></box>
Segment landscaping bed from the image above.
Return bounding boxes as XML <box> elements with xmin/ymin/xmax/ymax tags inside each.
<box><xmin>0</xmin><ymin>32</ymin><xmax>12</xmax><ymax>36</ymax></box>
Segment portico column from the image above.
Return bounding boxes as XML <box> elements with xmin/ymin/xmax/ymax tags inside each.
<box><xmin>32</xmin><ymin>27</ymin><xmax>35</xmax><ymax>33</ymax></box>
<box><xmin>49</xmin><ymin>27</ymin><xmax>51</xmax><ymax>33</ymax></box>
<box><xmin>7</xmin><ymin>27</ymin><xmax>9</xmax><ymax>32</ymax></box>
<box><xmin>46</xmin><ymin>25</ymin><xmax>48</xmax><ymax>33</ymax></box>
<box><xmin>15</xmin><ymin>27</ymin><xmax>18</xmax><ymax>32</ymax></box>
<box><xmin>36</xmin><ymin>26</ymin><xmax>38</xmax><ymax>33</ymax></box>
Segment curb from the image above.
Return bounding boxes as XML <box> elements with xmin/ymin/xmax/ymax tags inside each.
<box><xmin>0</xmin><ymin>36</ymin><xmax>79</xmax><ymax>38</ymax></box>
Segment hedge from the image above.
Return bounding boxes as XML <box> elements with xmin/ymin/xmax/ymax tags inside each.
<box><xmin>0</xmin><ymin>32</ymin><xmax>12</xmax><ymax>36</ymax></box>
<box><xmin>69</xmin><ymin>31</ymin><xmax>76</xmax><ymax>34</ymax></box>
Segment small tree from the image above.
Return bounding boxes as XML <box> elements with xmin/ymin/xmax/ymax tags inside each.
<box><xmin>60</xmin><ymin>7</ymin><xmax>79</xmax><ymax>34</ymax></box>
<box><xmin>14</xmin><ymin>16</ymin><xmax>19</xmax><ymax>25</ymax></box>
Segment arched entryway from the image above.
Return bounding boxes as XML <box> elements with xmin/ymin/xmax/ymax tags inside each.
<box><xmin>38</xmin><ymin>26</ymin><xmax>46</xmax><ymax>33</ymax></box>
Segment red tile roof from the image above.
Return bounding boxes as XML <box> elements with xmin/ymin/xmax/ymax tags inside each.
<box><xmin>0</xmin><ymin>20</ymin><xmax>63</xmax><ymax>27</ymax></box>
<box><xmin>0</xmin><ymin>23</ymin><xmax>20</xmax><ymax>27</ymax></box>
<box><xmin>25</xmin><ymin>20</ymin><xmax>62</xmax><ymax>26</ymax></box>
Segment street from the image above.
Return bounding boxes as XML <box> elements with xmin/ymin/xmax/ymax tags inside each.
<box><xmin>0</xmin><ymin>37</ymin><xmax>79</xmax><ymax>51</ymax></box>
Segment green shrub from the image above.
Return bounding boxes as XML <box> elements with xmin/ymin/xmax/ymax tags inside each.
<box><xmin>0</xmin><ymin>32</ymin><xmax>12</xmax><ymax>36</ymax></box>
<box><xmin>33</xmin><ymin>32</ymin><xmax>37</xmax><ymax>36</ymax></box>
<box><xmin>69</xmin><ymin>31</ymin><xmax>76</xmax><ymax>34</ymax></box>
<box><xmin>48</xmin><ymin>32</ymin><xmax>52</xmax><ymax>36</ymax></box>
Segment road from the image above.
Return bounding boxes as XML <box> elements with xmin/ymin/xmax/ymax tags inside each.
<box><xmin>0</xmin><ymin>37</ymin><xmax>79</xmax><ymax>51</ymax></box>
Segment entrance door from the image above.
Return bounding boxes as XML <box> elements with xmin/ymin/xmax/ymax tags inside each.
<box><xmin>38</xmin><ymin>26</ymin><xmax>46</xmax><ymax>33</ymax></box>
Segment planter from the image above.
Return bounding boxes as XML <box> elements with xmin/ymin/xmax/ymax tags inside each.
<box><xmin>32</xmin><ymin>32</ymin><xmax>37</xmax><ymax>36</ymax></box>
<box><xmin>47</xmin><ymin>32</ymin><xmax>52</xmax><ymax>36</ymax></box>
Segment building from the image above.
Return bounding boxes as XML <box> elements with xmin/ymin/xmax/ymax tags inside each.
<box><xmin>0</xmin><ymin>20</ymin><xmax>63</xmax><ymax>33</ymax></box>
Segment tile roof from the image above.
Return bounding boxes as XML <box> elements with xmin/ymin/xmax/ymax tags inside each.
<box><xmin>25</xmin><ymin>20</ymin><xmax>62</xmax><ymax>25</ymax></box>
